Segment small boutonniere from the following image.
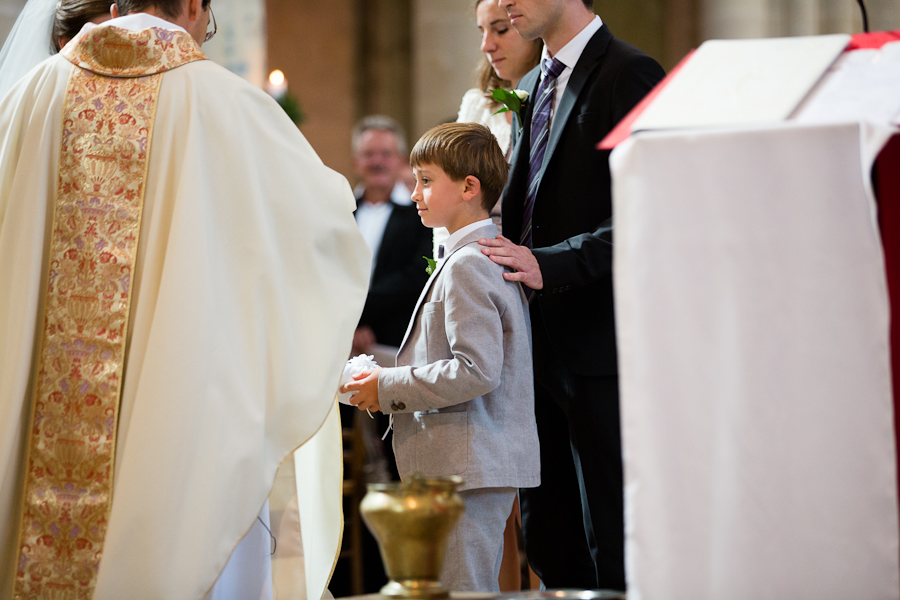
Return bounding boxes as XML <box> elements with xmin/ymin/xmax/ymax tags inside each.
<box><xmin>424</xmin><ymin>256</ymin><xmax>437</xmax><ymax>275</ymax></box>
<box><xmin>492</xmin><ymin>88</ymin><xmax>529</xmax><ymax>122</ymax></box>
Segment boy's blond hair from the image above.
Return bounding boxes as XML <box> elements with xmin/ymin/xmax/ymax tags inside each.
<box><xmin>410</xmin><ymin>123</ymin><xmax>508</xmax><ymax>213</ymax></box>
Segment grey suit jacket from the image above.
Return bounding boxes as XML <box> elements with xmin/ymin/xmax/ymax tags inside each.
<box><xmin>377</xmin><ymin>223</ymin><xmax>540</xmax><ymax>491</ymax></box>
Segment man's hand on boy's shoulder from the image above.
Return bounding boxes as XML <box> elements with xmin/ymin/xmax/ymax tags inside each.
<box><xmin>340</xmin><ymin>367</ymin><xmax>383</xmax><ymax>413</ymax></box>
<box><xmin>479</xmin><ymin>234</ymin><xmax>544</xmax><ymax>289</ymax></box>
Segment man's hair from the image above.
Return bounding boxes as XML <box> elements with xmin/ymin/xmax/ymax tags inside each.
<box><xmin>114</xmin><ymin>0</ymin><xmax>210</xmax><ymax>21</ymax></box>
<box><xmin>52</xmin><ymin>0</ymin><xmax>111</xmax><ymax>51</ymax></box>
<box><xmin>351</xmin><ymin>115</ymin><xmax>408</xmax><ymax>156</ymax></box>
<box><xmin>410</xmin><ymin>123</ymin><xmax>508</xmax><ymax>213</ymax></box>
<box><xmin>582</xmin><ymin>0</ymin><xmax>594</xmax><ymax>8</ymax></box>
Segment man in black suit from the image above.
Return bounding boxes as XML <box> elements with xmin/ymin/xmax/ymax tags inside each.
<box><xmin>351</xmin><ymin>116</ymin><xmax>433</xmax><ymax>353</ymax></box>
<box><xmin>479</xmin><ymin>0</ymin><xmax>665</xmax><ymax>591</ymax></box>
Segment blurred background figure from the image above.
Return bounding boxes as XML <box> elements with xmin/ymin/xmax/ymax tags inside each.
<box><xmin>351</xmin><ymin>115</ymin><xmax>432</xmax><ymax>359</ymax></box>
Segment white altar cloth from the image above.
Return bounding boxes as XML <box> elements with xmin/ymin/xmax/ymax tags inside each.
<box><xmin>611</xmin><ymin>121</ymin><xmax>899</xmax><ymax>600</ymax></box>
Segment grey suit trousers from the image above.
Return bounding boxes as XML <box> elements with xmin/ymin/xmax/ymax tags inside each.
<box><xmin>440</xmin><ymin>488</ymin><xmax>517</xmax><ymax>592</ymax></box>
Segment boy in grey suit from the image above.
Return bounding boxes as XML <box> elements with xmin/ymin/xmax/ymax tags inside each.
<box><xmin>342</xmin><ymin>123</ymin><xmax>540</xmax><ymax>592</ymax></box>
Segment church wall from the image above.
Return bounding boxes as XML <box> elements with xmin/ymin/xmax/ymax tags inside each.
<box><xmin>0</xmin><ymin>0</ymin><xmax>26</xmax><ymax>47</ymax></box>
<box><xmin>356</xmin><ymin>0</ymin><xmax>414</xmax><ymax>151</ymax></box>
<box><xmin>266</xmin><ymin>0</ymin><xmax>358</xmax><ymax>180</ymax></box>
<box><xmin>411</xmin><ymin>0</ymin><xmax>483</xmax><ymax>139</ymax></box>
<box><xmin>703</xmin><ymin>0</ymin><xmax>898</xmax><ymax>39</ymax></box>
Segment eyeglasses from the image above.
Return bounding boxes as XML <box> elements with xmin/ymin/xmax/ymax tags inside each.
<box><xmin>204</xmin><ymin>6</ymin><xmax>217</xmax><ymax>42</ymax></box>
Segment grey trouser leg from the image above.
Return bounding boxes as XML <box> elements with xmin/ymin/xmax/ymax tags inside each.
<box><xmin>440</xmin><ymin>488</ymin><xmax>517</xmax><ymax>592</ymax></box>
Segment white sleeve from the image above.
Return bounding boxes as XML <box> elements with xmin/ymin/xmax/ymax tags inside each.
<box><xmin>457</xmin><ymin>88</ymin><xmax>488</xmax><ymax>124</ymax></box>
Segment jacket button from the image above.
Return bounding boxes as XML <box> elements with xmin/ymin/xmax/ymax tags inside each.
<box><xmin>392</xmin><ymin>402</ymin><xmax>406</xmax><ymax>411</ymax></box>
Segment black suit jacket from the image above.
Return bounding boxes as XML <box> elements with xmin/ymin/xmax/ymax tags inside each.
<box><xmin>356</xmin><ymin>198</ymin><xmax>433</xmax><ymax>348</ymax></box>
<box><xmin>503</xmin><ymin>25</ymin><xmax>665</xmax><ymax>376</ymax></box>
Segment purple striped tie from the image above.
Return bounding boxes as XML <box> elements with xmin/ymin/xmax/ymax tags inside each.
<box><xmin>521</xmin><ymin>57</ymin><xmax>566</xmax><ymax>250</ymax></box>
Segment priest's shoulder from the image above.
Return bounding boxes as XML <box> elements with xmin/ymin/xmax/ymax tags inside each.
<box><xmin>0</xmin><ymin>54</ymin><xmax>74</xmax><ymax>120</ymax></box>
<box><xmin>163</xmin><ymin>58</ymin><xmax>270</xmax><ymax>102</ymax></box>
<box><xmin>158</xmin><ymin>59</ymin><xmax>302</xmax><ymax>132</ymax></box>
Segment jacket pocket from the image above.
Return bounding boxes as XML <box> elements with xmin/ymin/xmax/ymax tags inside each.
<box><xmin>421</xmin><ymin>301</ymin><xmax>450</xmax><ymax>362</ymax></box>
<box><xmin>576</xmin><ymin>111</ymin><xmax>604</xmax><ymax>125</ymax></box>
<box><xmin>415</xmin><ymin>411</ymin><xmax>468</xmax><ymax>476</ymax></box>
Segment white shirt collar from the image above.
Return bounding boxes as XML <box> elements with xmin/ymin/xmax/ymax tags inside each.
<box><xmin>441</xmin><ymin>218</ymin><xmax>494</xmax><ymax>259</ymax></box>
<box><xmin>541</xmin><ymin>15</ymin><xmax>602</xmax><ymax>70</ymax></box>
<box><xmin>94</xmin><ymin>13</ymin><xmax>187</xmax><ymax>33</ymax></box>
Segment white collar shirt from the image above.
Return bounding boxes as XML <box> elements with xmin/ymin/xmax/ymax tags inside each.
<box><xmin>440</xmin><ymin>218</ymin><xmax>494</xmax><ymax>260</ymax></box>
<box><xmin>91</xmin><ymin>13</ymin><xmax>187</xmax><ymax>33</ymax></box>
<box><xmin>355</xmin><ymin>199</ymin><xmax>393</xmax><ymax>274</ymax></box>
<box><xmin>540</xmin><ymin>15</ymin><xmax>603</xmax><ymax>120</ymax></box>
<box><xmin>354</xmin><ymin>182</ymin><xmax>412</xmax><ymax>273</ymax></box>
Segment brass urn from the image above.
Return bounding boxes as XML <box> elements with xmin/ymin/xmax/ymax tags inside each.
<box><xmin>360</xmin><ymin>475</ymin><xmax>465</xmax><ymax>599</ymax></box>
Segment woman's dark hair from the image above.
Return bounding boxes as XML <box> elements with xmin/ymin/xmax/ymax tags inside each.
<box><xmin>114</xmin><ymin>0</ymin><xmax>210</xmax><ymax>22</ymax></box>
<box><xmin>474</xmin><ymin>0</ymin><xmax>542</xmax><ymax>110</ymax></box>
<box><xmin>52</xmin><ymin>0</ymin><xmax>111</xmax><ymax>51</ymax></box>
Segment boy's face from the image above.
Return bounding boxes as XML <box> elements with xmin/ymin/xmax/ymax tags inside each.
<box><xmin>411</xmin><ymin>163</ymin><xmax>465</xmax><ymax>230</ymax></box>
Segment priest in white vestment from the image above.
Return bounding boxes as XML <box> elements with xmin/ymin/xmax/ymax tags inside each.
<box><xmin>0</xmin><ymin>0</ymin><xmax>371</xmax><ymax>598</ymax></box>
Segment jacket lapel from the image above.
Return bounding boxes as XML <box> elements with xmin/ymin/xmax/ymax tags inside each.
<box><xmin>511</xmin><ymin>68</ymin><xmax>541</xmax><ymax>161</ymax></box>
<box><xmin>505</xmin><ymin>68</ymin><xmax>541</xmax><ymax>245</ymax></box>
<box><xmin>395</xmin><ymin>224</ymin><xmax>499</xmax><ymax>353</ymax></box>
<box><xmin>539</xmin><ymin>25</ymin><xmax>613</xmax><ymax>176</ymax></box>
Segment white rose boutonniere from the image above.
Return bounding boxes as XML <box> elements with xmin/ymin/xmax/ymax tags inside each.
<box><xmin>492</xmin><ymin>88</ymin><xmax>529</xmax><ymax>123</ymax></box>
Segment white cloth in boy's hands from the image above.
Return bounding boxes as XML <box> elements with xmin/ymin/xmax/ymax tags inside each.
<box><xmin>338</xmin><ymin>354</ymin><xmax>380</xmax><ymax>413</ymax></box>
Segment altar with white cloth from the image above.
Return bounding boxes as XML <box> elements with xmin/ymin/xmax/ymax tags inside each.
<box><xmin>607</xmin><ymin>32</ymin><xmax>900</xmax><ymax>600</ymax></box>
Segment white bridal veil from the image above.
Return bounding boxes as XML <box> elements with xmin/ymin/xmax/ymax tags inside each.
<box><xmin>0</xmin><ymin>0</ymin><xmax>57</xmax><ymax>100</ymax></box>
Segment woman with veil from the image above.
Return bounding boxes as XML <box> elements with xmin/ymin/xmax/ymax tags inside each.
<box><xmin>0</xmin><ymin>0</ymin><xmax>110</xmax><ymax>100</ymax></box>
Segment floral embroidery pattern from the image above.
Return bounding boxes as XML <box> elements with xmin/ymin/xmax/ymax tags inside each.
<box><xmin>62</xmin><ymin>25</ymin><xmax>206</xmax><ymax>77</ymax></box>
<box><xmin>14</xmin><ymin>25</ymin><xmax>205</xmax><ymax>600</ymax></box>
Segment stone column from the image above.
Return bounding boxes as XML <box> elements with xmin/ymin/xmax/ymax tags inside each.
<box><xmin>356</xmin><ymin>0</ymin><xmax>414</xmax><ymax>142</ymax></box>
<box><xmin>266</xmin><ymin>0</ymin><xmax>357</xmax><ymax>178</ymax></box>
<box><xmin>411</xmin><ymin>0</ymin><xmax>482</xmax><ymax>139</ymax></box>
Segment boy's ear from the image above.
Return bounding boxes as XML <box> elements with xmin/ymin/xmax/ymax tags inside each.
<box><xmin>462</xmin><ymin>175</ymin><xmax>482</xmax><ymax>202</ymax></box>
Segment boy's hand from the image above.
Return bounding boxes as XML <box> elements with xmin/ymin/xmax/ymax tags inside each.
<box><xmin>479</xmin><ymin>235</ymin><xmax>544</xmax><ymax>289</ymax></box>
<box><xmin>339</xmin><ymin>368</ymin><xmax>383</xmax><ymax>412</ymax></box>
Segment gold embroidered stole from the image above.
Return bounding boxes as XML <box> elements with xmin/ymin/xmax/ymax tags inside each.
<box><xmin>13</xmin><ymin>26</ymin><xmax>205</xmax><ymax>600</ymax></box>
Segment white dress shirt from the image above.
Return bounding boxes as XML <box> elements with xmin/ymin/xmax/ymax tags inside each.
<box><xmin>355</xmin><ymin>200</ymin><xmax>393</xmax><ymax>271</ymax></box>
<box><xmin>540</xmin><ymin>16</ymin><xmax>603</xmax><ymax>120</ymax></box>
<box><xmin>355</xmin><ymin>181</ymin><xmax>413</xmax><ymax>272</ymax></box>
<box><xmin>439</xmin><ymin>218</ymin><xmax>494</xmax><ymax>260</ymax></box>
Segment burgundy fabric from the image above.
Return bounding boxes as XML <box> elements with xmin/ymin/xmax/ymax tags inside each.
<box><xmin>876</xmin><ymin>135</ymin><xmax>900</xmax><ymax>523</ymax></box>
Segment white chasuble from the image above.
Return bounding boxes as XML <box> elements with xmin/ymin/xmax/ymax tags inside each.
<box><xmin>0</xmin><ymin>21</ymin><xmax>370</xmax><ymax>600</ymax></box>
